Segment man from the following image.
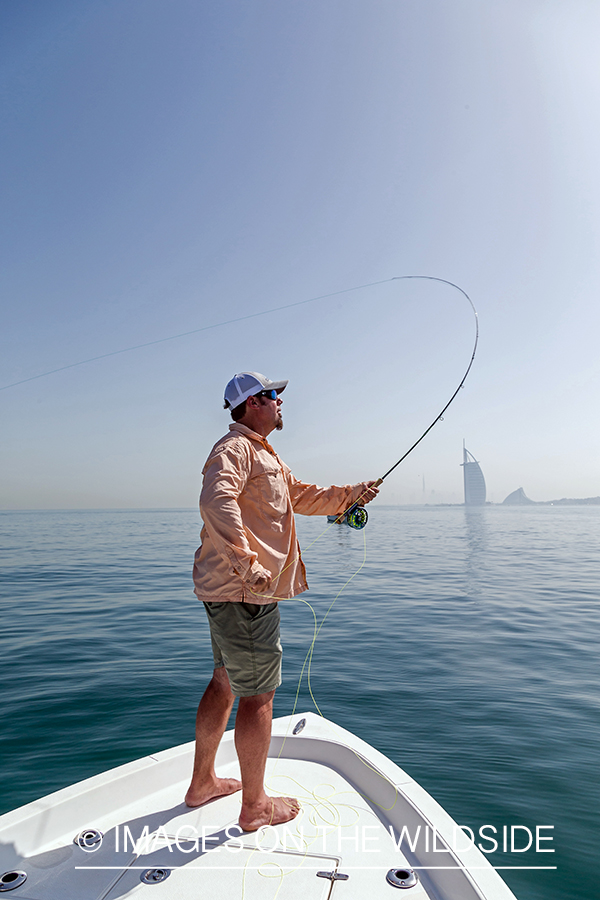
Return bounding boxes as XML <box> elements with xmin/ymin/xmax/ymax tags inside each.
<box><xmin>185</xmin><ymin>371</ymin><xmax>378</xmax><ymax>831</ymax></box>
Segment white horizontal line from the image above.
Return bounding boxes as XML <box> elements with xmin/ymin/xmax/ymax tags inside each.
<box><xmin>76</xmin><ymin>866</ymin><xmax>558</xmax><ymax>871</ymax></box>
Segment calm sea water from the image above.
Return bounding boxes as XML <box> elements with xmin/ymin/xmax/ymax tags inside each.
<box><xmin>1</xmin><ymin>505</ymin><xmax>599</xmax><ymax>899</ymax></box>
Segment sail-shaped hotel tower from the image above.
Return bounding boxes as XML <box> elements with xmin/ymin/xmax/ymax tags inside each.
<box><xmin>462</xmin><ymin>442</ymin><xmax>486</xmax><ymax>505</ymax></box>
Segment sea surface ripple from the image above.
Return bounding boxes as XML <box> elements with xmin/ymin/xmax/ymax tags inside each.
<box><xmin>1</xmin><ymin>505</ymin><xmax>599</xmax><ymax>900</ymax></box>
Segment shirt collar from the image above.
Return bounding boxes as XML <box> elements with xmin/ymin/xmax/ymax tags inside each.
<box><xmin>229</xmin><ymin>422</ymin><xmax>275</xmax><ymax>454</ymax></box>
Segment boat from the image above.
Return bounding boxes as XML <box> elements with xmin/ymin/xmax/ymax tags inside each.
<box><xmin>0</xmin><ymin>711</ymin><xmax>518</xmax><ymax>898</ymax></box>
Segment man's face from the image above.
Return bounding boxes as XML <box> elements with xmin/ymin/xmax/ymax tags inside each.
<box><xmin>262</xmin><ymin>392</ymin><xmax>283</xmax><ymax>432</ymax></box>
<box><xmin>245</xmin><ymin>390</ymin><xmax>283</xmax><ymax>436</ymax></box>
<box><xmin>274</xmin><ymin>395</ymin><xmax>283</xmax><ymax>431</ymax></box>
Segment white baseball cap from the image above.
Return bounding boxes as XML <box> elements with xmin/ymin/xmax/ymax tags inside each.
<box><xmin>223</xmin><ymin>371</ymin><xmax>288</xmax><ymax>411</ymax></box>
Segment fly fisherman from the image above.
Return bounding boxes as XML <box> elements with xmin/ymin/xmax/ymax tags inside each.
<box><xmin>184</xmin><ymin>371</ymin><xmax>379</xmax><ymax>831</ymax></box>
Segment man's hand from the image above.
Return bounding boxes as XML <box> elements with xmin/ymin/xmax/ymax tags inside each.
<box><xmin>360</xmin><ymin>480</ymin><xmax>380</xmax><ymax>505</ymax></box>
<box><xmin>246</xmin><ymin>565</ymin><xmax>273</xmax><ymax>593</ymax></box>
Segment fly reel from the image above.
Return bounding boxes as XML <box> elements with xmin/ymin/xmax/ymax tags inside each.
<box><xmin>346</xmin><ymin>505</ymin><xmax>368</xmax><ymax>529</ymax></box>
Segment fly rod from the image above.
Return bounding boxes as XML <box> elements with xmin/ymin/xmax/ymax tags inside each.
<box><xmin>341</xmin><ymin>276</ymin><xmax>479</xmax><ymax>529</ymax></box>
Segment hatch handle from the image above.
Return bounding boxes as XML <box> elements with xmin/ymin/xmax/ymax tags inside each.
<box><xmin>316</xmin><ymin>870</ymin><xmax>349</xmax><ymax>881</ymax></box>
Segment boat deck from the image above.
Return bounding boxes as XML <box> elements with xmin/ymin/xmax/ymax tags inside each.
<box><xmin>0</xmin><ymin>714</ymin><xmax>517</xmax><ymax>900</ymax></box>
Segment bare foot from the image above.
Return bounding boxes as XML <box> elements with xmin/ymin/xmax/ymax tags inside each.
<box><xmin>238</xmin><ymin>795</ymin><xmax>300</xmax><ymax>832</ymax></box>
<box><xmin>184</xmin><ymin>776</ymin><xmax>242</xmax><ymax>808</ymax></box>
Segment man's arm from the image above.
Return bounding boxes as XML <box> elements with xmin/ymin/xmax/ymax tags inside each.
<box><xmin>285</xmin><ymin>470</ymin><xmax>379</xmax><ymax>516</ymax></box>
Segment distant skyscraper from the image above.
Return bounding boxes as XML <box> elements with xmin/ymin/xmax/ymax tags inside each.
<box><xmin>462</xmin><ymin>441</ymin><xmax>486</xmax><ymax>505</ymax></box>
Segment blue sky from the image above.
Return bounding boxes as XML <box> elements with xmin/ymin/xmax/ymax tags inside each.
<box><xmin>2</xmin><ymin>0</ymin><xmax>599</xmax><ymax>507</ymax></box>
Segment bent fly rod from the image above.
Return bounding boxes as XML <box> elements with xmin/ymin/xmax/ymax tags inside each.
<box><xmin>340</xmin><ymin>276</ymin><xmax>479</xmax><ymax>529</ymax></box>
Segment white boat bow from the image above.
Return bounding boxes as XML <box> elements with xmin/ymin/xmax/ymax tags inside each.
<box><xmin>0</xmin><ymin>712</ymin><xmax>518</xmax><ymax>899</ymax></box>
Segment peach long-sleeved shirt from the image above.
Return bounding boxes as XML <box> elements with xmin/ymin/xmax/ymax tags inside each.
<box><xmin>193</xmin><ymin>422</ymin><xmax>371</xmax><ymax>604</ymax></box>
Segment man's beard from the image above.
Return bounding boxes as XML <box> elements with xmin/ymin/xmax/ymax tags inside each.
<box><xmin>276</xmin><ymin>415</ymin><xmax>283</xmax><ymax>431</ymax></box>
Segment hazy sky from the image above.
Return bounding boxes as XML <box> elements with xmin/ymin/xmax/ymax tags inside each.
<box><xmin>2</xmin><ymin>0</ymin><xmax>599</xmax><ymax>507</ymax></box>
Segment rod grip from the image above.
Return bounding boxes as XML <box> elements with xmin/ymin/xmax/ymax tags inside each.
<box><xmin>373</xmin><ymin>478</ymin><xmax>383</xmax><ymax>488</ymax></box>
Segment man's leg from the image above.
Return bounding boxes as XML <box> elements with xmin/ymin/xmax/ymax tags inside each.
<box><xmin>184</xmin><ymin>666</ymin><xmax>242</xmax><ymax>807</ymax></box>
<box><xmin>187</xmin><ymin>601</ymin><xmax>298</xmax><ymax>825</ymax></box>
<box><xmin>236</xmin><ymin>689</ymin><xmax>300</xmax><ymax>832</ymax></box>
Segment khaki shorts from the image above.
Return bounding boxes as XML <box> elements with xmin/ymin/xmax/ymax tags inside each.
<box><xmin>203</xmin><ymin>601</ymin><xmax>282</xmax><ymax>697</ymax></box>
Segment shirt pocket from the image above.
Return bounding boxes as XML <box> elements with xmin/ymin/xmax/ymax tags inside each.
<box><xmin>257</xmin><ymin>465</ymin><xmax>288</xmax><ymax>516</ymax></box>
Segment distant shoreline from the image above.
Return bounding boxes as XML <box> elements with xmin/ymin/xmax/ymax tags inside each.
<box><xmin>436</xmin><ymin>497</ymin><xmax>600</xmax><ymax>507</ymax></box>
<box><xmin>2</xmin><ymin>500</ymin><xmax>600</xmax><ymax>512</ymax></box>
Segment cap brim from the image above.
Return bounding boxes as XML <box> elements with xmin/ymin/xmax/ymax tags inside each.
<box><xmin>269</xmin><ymin>379</ymin><xmax>288</xmax><ymax>394</ymax></box>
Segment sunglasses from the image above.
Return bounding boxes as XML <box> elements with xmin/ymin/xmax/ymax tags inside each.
<box><xmin>256</xmin><ymin>389</ymin><xmax>278</xmax><ymax>400</ymax></box>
